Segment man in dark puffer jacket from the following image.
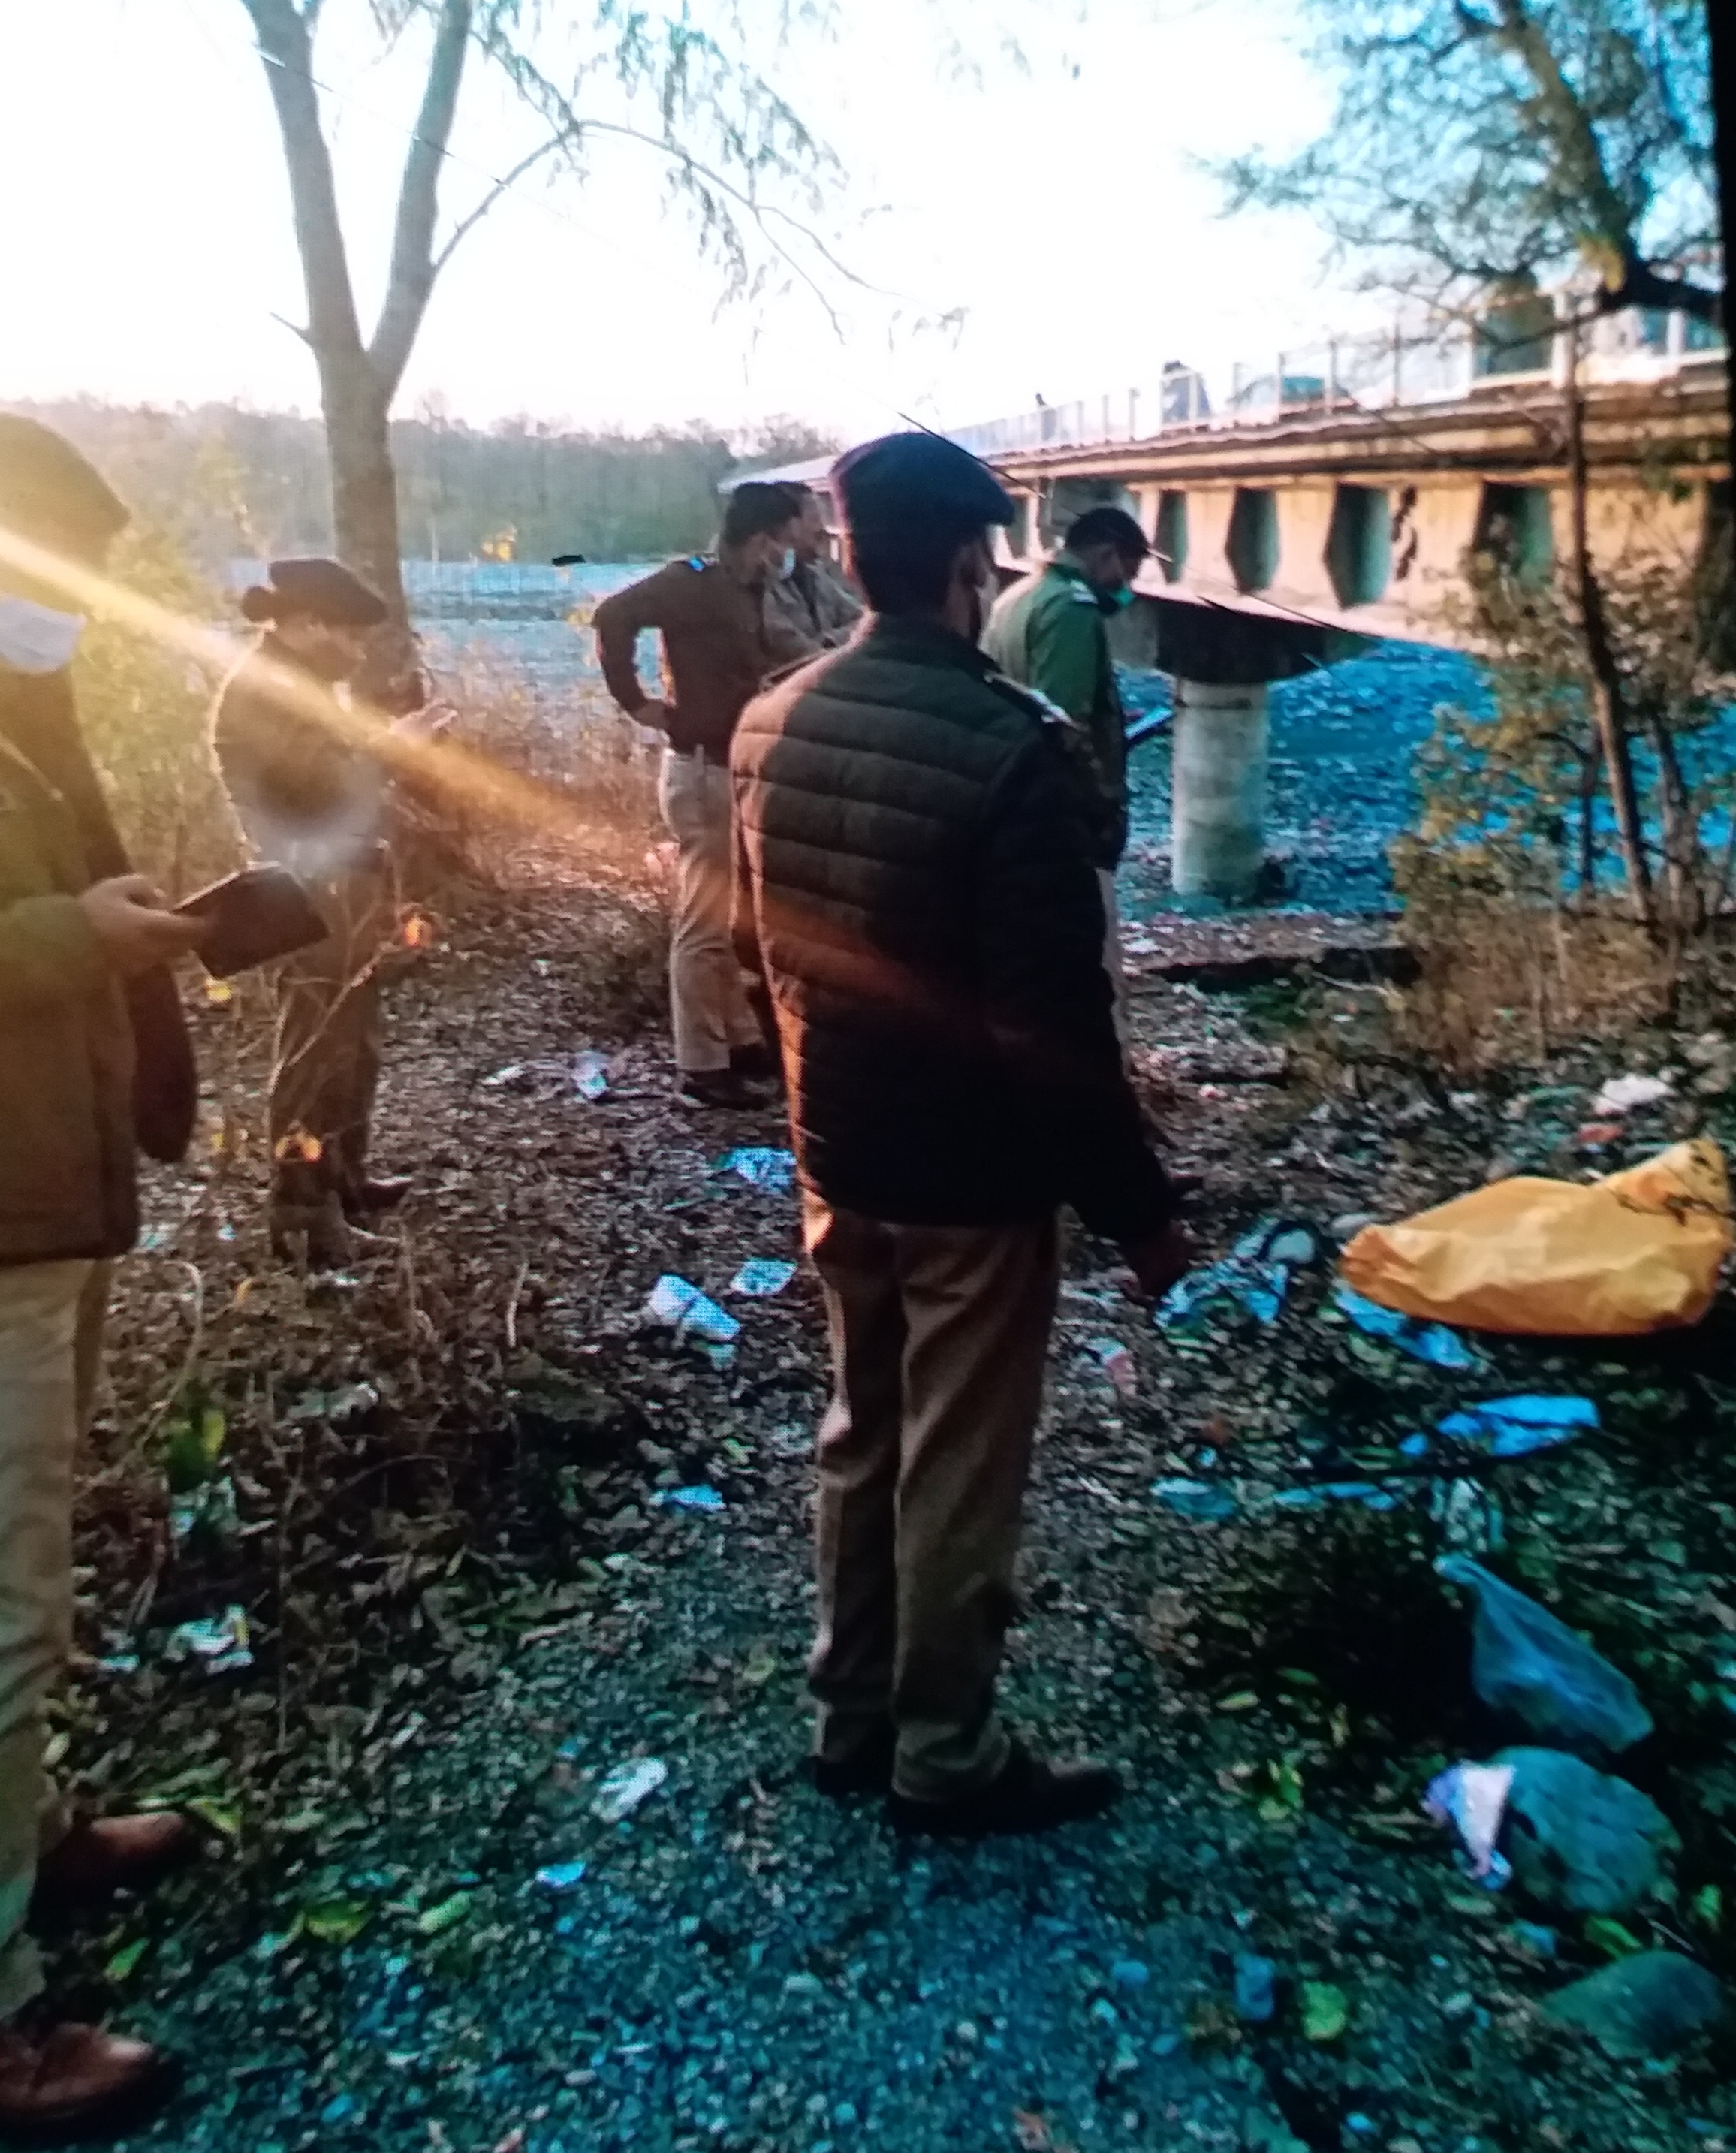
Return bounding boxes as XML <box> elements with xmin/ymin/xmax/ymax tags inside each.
<box><xmin>731</xmin><ymin>433</ymin><xmax>1192</xmax><ymax>1837</ymax></box>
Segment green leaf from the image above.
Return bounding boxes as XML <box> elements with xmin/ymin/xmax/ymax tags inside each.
<box><xmin>162</xmin><ymin>1398</ymin><xmax>227</xmax><ymax>1493</ymax></box>
<box><xmin>105</xmin><ymin>1937</ymin><xmax>149</xmax><ymax>1983</ymax></box>
<box><xmin>188</xmin><ymin>1796</ymin><xmax>242</xmax><ymax>1841</ymax></box>
<box><xmin>1584</xmin><ymin>1915</ymin><xmax>1644</xmax><ymax>1960</ymax></box>
<box><xmin>1300</xmin><ymin>1981</ymin><xmax>1349</xmax><ymax>2043</ymax></box>
<box><xmin>1692</xmin><ymin>1883</ymin><xmax>1723</xmax><ymax>1931</ymax></box>
<box><xmin>302</xmin><ymin>1897</ymin><xmax>372</xmax><ymax>1945</ymax></box>
<box><xmin>1217</xmin><ymin>1691</ymin><xmax>1259</xmax><ymax>1714</ymax></box>
<box><xmin>416</xmin><ymin>1891</ymin><xmax>473</xmax><ymax>1937</ymax></box>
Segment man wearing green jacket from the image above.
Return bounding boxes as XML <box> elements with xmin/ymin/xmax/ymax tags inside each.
<box><xmin>982</xmin><ymin>505</ymin><xmax>1150</xmax><ymax>1047</ymax></box>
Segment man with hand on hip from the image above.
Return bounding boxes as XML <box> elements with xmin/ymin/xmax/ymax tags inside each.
<box><xmin>593</xmin><ymin>482</ymin><xmax>803</xmax><ymax>1109</ymax></box>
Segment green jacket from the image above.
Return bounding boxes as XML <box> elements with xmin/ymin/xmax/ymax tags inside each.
<box><xmin>981</xmin><ymin>553</ymin><xmax>1128</xmax><ymax>868</ymax></box>
<box><xmin>0</xmin><ymin>711</ymin><xmax>137</xmax><ymax>1265</ymax></box>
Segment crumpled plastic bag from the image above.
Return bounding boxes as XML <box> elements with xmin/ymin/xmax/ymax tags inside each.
<box><xmin>1340</xmin><ymin>1141</ymin><xmax>1731</xmax><ymax>1337</ymax></box>
<box><xmin>1438</xmin><ymin>1555</ymin><xmax>1652</xmax><ymax>1755</ymax></box>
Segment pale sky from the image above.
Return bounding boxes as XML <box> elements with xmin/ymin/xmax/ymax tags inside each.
<box><xmin>0</xmin><ymin>0</ymin><xmax>1367</xmax><ymax>442</ymax></box>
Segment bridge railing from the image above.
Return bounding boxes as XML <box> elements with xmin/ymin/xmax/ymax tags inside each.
<box><xmin>947</xmin><ymin>305</ymin><xmax>1726</xmax><ymax>461</ymax></box>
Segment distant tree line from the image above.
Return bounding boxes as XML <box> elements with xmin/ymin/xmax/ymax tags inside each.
<box><xmin>2</xmin><ymin>397</ymin><xmax>835</xmax><ymax>573</ymax></box>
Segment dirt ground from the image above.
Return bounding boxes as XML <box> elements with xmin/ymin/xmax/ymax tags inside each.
<box><xmin>40</xmin><ymin>864</ymin><xmax>1736</xmax><ymax>2153</ymax></box>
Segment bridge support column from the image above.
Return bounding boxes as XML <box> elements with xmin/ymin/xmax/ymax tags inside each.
<box><xmin>1171</xmin><ymin>679</ymin><xmax>1269</xmax><ymax>902</ymax></box>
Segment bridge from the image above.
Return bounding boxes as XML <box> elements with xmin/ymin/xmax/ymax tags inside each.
<box><xmin>759</xmin><ymin>306</ymin><xmax>1731</xmax><ymax>901</ymax></box>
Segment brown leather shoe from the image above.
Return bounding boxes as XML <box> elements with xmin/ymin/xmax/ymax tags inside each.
<box><xmin>0</xmin><ymin>2020</ymin><xmax>176</xmax><ymax>2143</ymax></box>
<box><xmin>32</xmin><ymin>1813</ymin><xmax>197</xmax><ymax>1914</ymax></box>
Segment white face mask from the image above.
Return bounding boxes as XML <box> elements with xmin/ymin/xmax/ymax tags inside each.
<box><xmin>0</xmin><ymin>596</ymin><xmax>85</xmax><ymax>674</ymax></box>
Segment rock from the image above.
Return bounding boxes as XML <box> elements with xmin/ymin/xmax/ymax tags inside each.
<box><xmin>1234</xmin><ymin>1954</ymin><xmax>1278</xmax><ymax>2025</ymax></box>
<box><xmin>1543</xmin><ymin>1950</ymin><xmax>1722</xmax><ymax>2057</ymax></box>
<box><xmin>1498</xmin><ymin>1747</ymin><xmax>1673</xmax><ymax>1916</ymax></box>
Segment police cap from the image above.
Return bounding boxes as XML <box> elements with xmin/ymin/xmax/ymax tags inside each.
<box><xmin>832</xmin><ymin>432</ymin><xmax>1014</xmax><ymax>544</ymax></box>
<box><xmin>240</xmin><ymin>557</ymin><xmax>390</xmax><ymax>629</ymax></box>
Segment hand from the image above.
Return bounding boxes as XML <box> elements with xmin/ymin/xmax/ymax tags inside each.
<box><xmin>77</xmin><ymin>875</ymin><xmax>209</xmax><ymax>978</ymax></box>
<box><xmin>631</xmin><ymin>697</ymin><xmax>670</xmax><ymax>734</ymax></box>
<box><xmin>1121</xmin><ymin>1219</ymin><xmax>1196</xmax><ymax>1302</ymax></box>
<box><xmin>390</xmin><ymin>701</ymin><xmax>456</xmax><ymax>742</ymax></box>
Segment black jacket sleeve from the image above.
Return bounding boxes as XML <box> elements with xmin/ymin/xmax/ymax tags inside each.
<box><xmin>975</xmin><ymin>726</ymin><xmax>1174</xmax><ymax>1245</ymax></box>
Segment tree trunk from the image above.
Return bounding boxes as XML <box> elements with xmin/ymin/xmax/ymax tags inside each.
<box><xmin>1708</xmin><ymin>1</ymin><xmax>1734</xmax><ymax>452</ymax></box>
<box><xmin>1562</xmin><ymin>326</ymin><xmax>1656</xmax><ymax>936</ymax></box>
<box><xmin>319</xmin><ymin>351</ymin><xmax>408</xmax><ymax>626</ymax></box>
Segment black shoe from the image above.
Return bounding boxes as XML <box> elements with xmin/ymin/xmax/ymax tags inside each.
<box><xmin>343</xmin><ymin>1175</ymin><xmax>414</xmax><ymax>1217</ymax></box>
<box><xmin>676</xmin><ymin>1069</ymin><xmax>772</xmax><ymax>1110</ymax></box>
<box><xmin>887</xmin><ymin>1740</ymin><xmax>1121</xmax><ymax>1838</ymax></box>
<box><xmin>729</xmin><ymin>1042</ymin><xmax>783</xmax><ymax>1086</ymax></box>
<box><xmin>809</xmin><ymin>1724</ymin><xmax>896</xmax><ymax>1799</ymax></box>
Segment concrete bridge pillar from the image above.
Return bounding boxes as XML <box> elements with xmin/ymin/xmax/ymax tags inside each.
<box><xmin>1171</xmin><ymin>678</ymin><xmax>1270</xmax><ymax>902</ymax></box>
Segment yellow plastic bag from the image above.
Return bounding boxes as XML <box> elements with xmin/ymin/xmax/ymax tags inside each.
<box><xmin>1340</xmin><ymin>1139</ymin><xmax>1733</xmax><ymax>1337</ymax></box>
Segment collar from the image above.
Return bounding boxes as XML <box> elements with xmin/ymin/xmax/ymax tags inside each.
<box><xmin>861</xmin><ymin>614</ymin><xmax>993</xmax><ymax>674</ymax></box>
<box><xmin>0</xmin><ymin>597</ymin><xmax>85</xmax><ymax>675</ymax></box>
<box><xmin>1047</xmin><ymin>553</ymin><xmax>1110</xmax><ymax>609</ymax></box>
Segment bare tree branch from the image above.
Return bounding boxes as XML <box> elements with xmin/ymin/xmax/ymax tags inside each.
<box><xmin>430</xmin><ymin>130</ymin><xmax>568</xmax><ymax>276</ymax></box>
<box><xmin>369</xmin><ymin>0</ymin><xmax>474</xmax><ymax>397</ymax></box>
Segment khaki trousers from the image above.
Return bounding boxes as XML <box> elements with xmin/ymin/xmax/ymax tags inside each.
<box><xmin>0</xmin><ymin>1260</ymin><xmax>107</xmax><ymax>2018</ymax></box>
<box><xmin>1099</xmin><ymin>867</ymin><xmax>1130</xmax><ymax>1054</ymax></box>
<box><xmin>269</xmin><ymin>859</ymin><xmax>387</xmax><ymax>1206</ymax></box>
<box><xmin>658</xmin><ymin>748</ymin><xmax>761</xmax><ymax>1076</ymax></box>
<box><xmin>803</xmin><ymin>1196</ymin><xmax>1062</xmax><ymax>1799</ymax></box>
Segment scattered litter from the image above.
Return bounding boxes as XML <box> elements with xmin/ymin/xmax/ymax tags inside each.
<box><xmin>482</xmin><ymin>1062</ymin><xmax>529</xmax><ymax>1088</ymax></box>
<box><xmin>533</xmin><ymin>1861</ymin><xmax>587</xmax><ymax>1894</ymax></box>
<box><xmin>137</xmin><ymin>1223</ymin><xmax>176</xmax><ymax>1253</ymax></box>
<box><xmin>571</xmin><ymin>1051</ymin><xmax>611</xmax><ymax>1102</ymax></box>
<box><xmin>1434</xmin><ymin>1395</ymin><xmax>1599</xmax><ymax>1459</ymax></box>
<box><xmin>1437</xmin><ymin>1555</ymin><xmax>1653</xmax><ymax>1754</ymax></box>
<box><xmin>1576</xmin><ymin>1120</ymin><xmax>1626</xmax><ymax>1150</ymax></box>
<box><xmin>1332</xmin><ymin>1286</ymin><xmax>1486</xmax><ymax>1371</ymax></box>
<box><xmin>169</xmin><ymin>1474</ymin><xmax>239</xmax><ymax>1550</ymax></box>
<box><xmin>644</xmin><ymin>1276</ymin><xmax>741</xmax><ymax>1357</ymax></box>
<box><xmin>1157</xmin><ymin>1217</ymin><xmax>1316</xmax><ymax>1334</ymax></box>
<box><xmin>1267</xmin><ymin>1481</ymin><xmax>1403</xmax><ymax>1514</ymax></box>
<box><xmin>595</xmin><ymin>1756</ymin><xmax>668</xmax><ymax>1823</ymax></box>
<box><xmin>1150</xmin><ymin>1477</ymin><xmax>1239</xmax><ymax>1523</ymax></box>
<box><xmin>1234</xmin><ymin>1954</ymin><xmax>1279</xmax><ymax>2024</ymax></box>
<box><xmin>1340</xmin><ymin>1141</ymin><xmax>1731</xmax><ymax>1337</ymax></box>
<box><xmin>1497</xmin><ymin>1747</ymin><xmax>1671</xmax><ymax>1915</ymax></box>
<box><xmin>651</xmin><ymin>1485</ymin><xmax>726</xmax><ymax>1514</ymax></box>
<box><xmin>1087</xmin><ymin>1337</ymin><xmax>1137</xmax><ymax>1398</ymax></box>
<box><xmin>1543</xmin><ymin>1950</ymin><xmax>1722</xmax><ymax>2058</ymax></box>
<box><xmin>729</xmin><ymin>1258</ymin><xmax>797</xmax><ymax>1298</ymax></box>
<box><xmin>1431</xmin><ymin>1477</ymin><xmax>1504</xmax><ymax>1555</ymax></box>
<box><xmin>1424</xmin><ymin>1760</ymin><xmax>1516</xmax><ymax>1887</ymax></box>
<box><xmin>718</xmin><ymin>1147</ymin><xmax>797</xmax><ymax>1193</ymax></box>
<box><xmin>162</xmin><ymin>1606</ymin><xmax>252</xmax><ymax>1675</ymax></box>
<box><xmin>1592</xmin><ymin>1073</ymin><xmax>1674</xmax><ymax>1117</ymax></box>
<box><xmin>285</xmin><ymin>1381</ymin><xmax>380</xmax><ymax>1428</ymax></box>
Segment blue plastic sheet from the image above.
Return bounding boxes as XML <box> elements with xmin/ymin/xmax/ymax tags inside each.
<box><xmin>1436</xmin><ymin>1395</ymin><xmax>1599</xmax><ymax>1458</ymax></box>
<box><xmin>1334</xmin><ymin>1284</ymin><xmax>1487</xmax><ymax>1371</ymax></box>
<box><xmin>1156</xmin><ymin>1217</ymin><xmax>1318</xmax><ymax>1334</ymax></box>
<box><xmin>718</xmin><ymin>1147</ymin><xmax>797</xmax><ymax>1193</ymax></box>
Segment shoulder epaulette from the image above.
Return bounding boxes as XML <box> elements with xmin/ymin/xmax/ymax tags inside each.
<box><xmin>984</xmin><ymin>668</ymin><xmax>1080</xmax><ymax>731</ymax></box>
